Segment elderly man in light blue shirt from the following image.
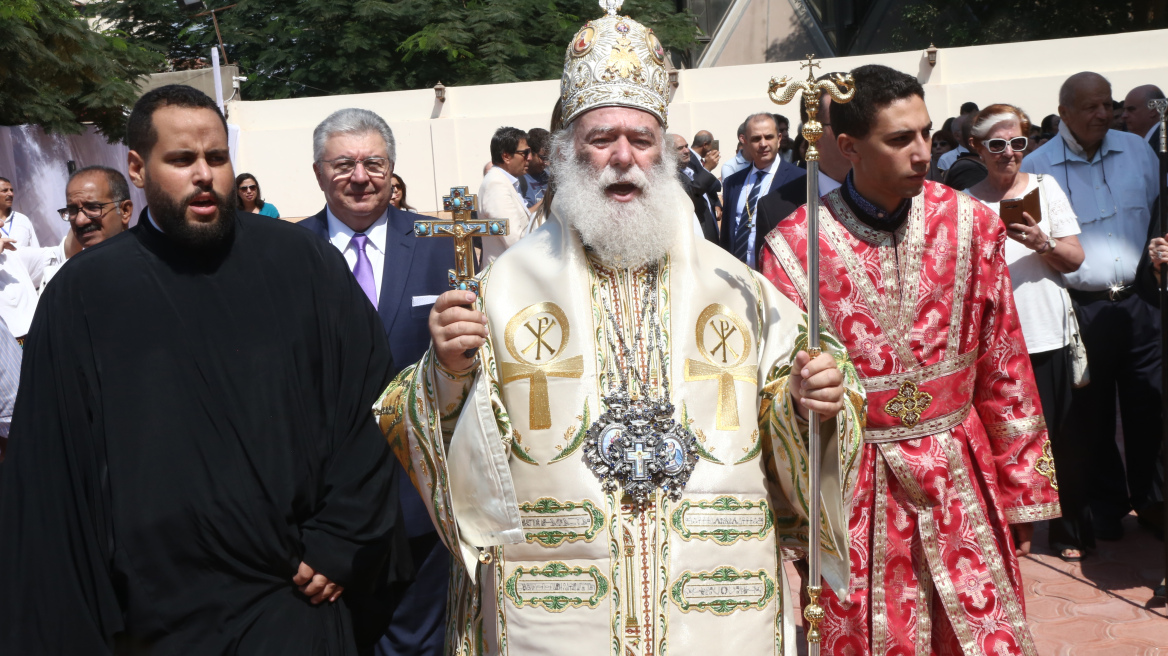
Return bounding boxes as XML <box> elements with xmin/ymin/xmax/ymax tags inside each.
<box><xmin>1021</xmin><ymin>71</ymin><xmax>1162</xmax><ymax>546</ymax></box>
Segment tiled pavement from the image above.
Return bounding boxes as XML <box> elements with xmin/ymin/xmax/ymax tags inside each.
<box><xmin>787</xmin><ymin>514</ymin><xmax>1167</xmax><ymax>655</ymax></box>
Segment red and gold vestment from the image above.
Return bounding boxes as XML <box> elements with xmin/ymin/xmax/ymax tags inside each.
<box><xmin>761</xmin><ymin>182</ymin><xmax>1060</xmax><ymax>656</ymax></box>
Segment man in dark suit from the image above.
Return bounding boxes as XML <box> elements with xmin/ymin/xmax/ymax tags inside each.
<box><xmin>671</xmin><ymin>133</ymin><xmax>719</xmax><ymax>242</ymax></box>
<box><xmin>756</xmin><ymin>81</ymin><xmax>853</xmax><ymax>242</ymax></box>
<box><xmin>299</xmin><ymin>108</ymin><xmax>453</xmax><ymax>656</ymax></box>
<box><xmin>720</xmin><ymin>112</ymin><xmax>805</xmax><ymax>267</ymax></box>
<box><xmin>1122</xmin><ymin>84</ymin><xmax>1165</xmax><ymax>150</ymax></box>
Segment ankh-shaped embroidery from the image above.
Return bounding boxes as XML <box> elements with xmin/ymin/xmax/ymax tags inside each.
<box><xmin>685</xmin><ymin>304</ymin><xmax>754</xmax><ymax>430</ymax></box>
<box><xmin>500</xmin><ymin>302</ymin><xmax>583</xmax><ymax>430</ymax></box>
<box><xmin>883</xmin><ymin>380</ymin><xmax>933</xmax><ymax>428</ymax></box>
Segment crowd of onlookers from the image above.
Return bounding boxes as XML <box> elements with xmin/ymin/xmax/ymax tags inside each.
<box><xmin>2</xmin><ymin>70</ymin><xmax>1166</xmax><ymax>564</ymax></box>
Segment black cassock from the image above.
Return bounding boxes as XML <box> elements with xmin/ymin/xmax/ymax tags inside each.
<box><xmin>0</xmin><ymin>211</ymin><xmax>411</xmax><ymax>654</ymax></box>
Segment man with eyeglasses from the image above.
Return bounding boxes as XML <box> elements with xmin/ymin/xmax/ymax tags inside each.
<box><xmin>1023</xmin><ymin>71</ymin><xmax>1163</xmax><ymax>543</ymax></box>
<box><xmin>300</xmin><ymin>107</ymin><xmax>454</xmax><ymax>656</ymax></box>
<box><xmin>479</xmin><ymin>126</ymin><xmax>534</xmax><ymax>263</ymax></box>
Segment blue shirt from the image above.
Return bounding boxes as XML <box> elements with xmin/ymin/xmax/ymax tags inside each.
<box><xmin>734</xmin><ymin>158</ymin><xmax>780</xmax><ymax>268</ymax></box>
<box><xmin>0</xmin><ymin>316</ymin><xmax>21</xmax><ymax>439</ymax></box>
<box><xmin>1020</xmin><ymin>129</ymin><xmax>1159</xmax><ymax>291</ymax></box>
<box><xmin>522</xmin><ymin>171</ymin><xmax>549</xmax><ymax>208</ymax></box>
<box><xmin>256</xmin><ymin>202</ymin><xmax>280</xmax><ymax>218</ymax></box>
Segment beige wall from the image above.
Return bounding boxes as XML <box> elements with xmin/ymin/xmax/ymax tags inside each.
<box><xmin>228</xmin><ymin>29</ymin><xmax>1168</xmax><ymax>217</ymax></box>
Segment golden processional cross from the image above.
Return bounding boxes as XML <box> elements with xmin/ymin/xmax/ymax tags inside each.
<box><xmin>413</xmin><ymin>186</ymin><xmax>509</xmax><ymax>296</ymax></box>
<box><xmin>768</xmin><ymin>54</ymin><xmax>856</xmax><ymax>656</ymax></box>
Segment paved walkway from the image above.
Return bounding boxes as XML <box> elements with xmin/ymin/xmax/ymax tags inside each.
<box><xmin>787</xmin><ymin>514</ymin><xmax>1167</xmax><ymax>655</ymax></box>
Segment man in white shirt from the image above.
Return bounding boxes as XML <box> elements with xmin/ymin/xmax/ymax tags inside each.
<box><xmin>1022</xmin><ymin>71</ymin><xmax>1163</xmax><ymax>543</ymax></box>
<box><xmin>718</xmin><ymin>113</ymin><xmax>805</xmax><ymax>267</ymax></box>
<box><xmin>478</xmin><ymin>126</ymin><xmax>533</xmax><ymax>264</ymax></box>
<box><xmin>35</xmin><ymin>166</ymin><xmax>134</xmax><ymax>292</ymax></box>
<box><xmin>1122</xmin><ymin>84</ymin><xmax>1165</xmax><ymax>147</ymax></box>
<box><xmin>0</xmin><ymin>237</ymin><xmax>58</xmax><ymax>340</ymax></box>
<box><xmin>0</xmin><ymin>177</ymin><xmax>40</xmax><ymax>248</ymax></box>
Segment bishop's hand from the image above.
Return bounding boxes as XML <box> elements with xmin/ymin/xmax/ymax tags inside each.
<box><xmin>432</xmin><ymin>290</ymin><xmax>489</xmax><ymax>373</ymax></box>
<box><xmin>788</xmin><ymin>350</ymin><xmax>845</xmax><ymax>420</ymax></box>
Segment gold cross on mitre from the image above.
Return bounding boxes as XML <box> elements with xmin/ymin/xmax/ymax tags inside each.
<box><xmin>413</xmin><ymin>186</ymin><xmax>509</xmax><ymax>295</ymax></box>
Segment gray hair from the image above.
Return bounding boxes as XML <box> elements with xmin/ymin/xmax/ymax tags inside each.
<box><xmin>1058</xmin><ymin>72</ymin><xmax>1110</xmax><ymax>108</ymax></box>
<box><xmin>312</xmin><ymin>108</ymin><xmax>396</xmax><ymax>163</ymax></box>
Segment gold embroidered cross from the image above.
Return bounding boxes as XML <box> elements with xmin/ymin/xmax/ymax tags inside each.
<box><xmin>1034</xmin><ymin>440</ymin><xmax>1058</xmax><ymax>490</ymax></box>
<box><xmin>685</xmin><ymin>305</ymin><xmax>755</xmax><ymax>431</ymax></box>
<box><xmin>884</xmin><ymin>381</ymin><xmax>933</xmax><ymax>428</ymax></box>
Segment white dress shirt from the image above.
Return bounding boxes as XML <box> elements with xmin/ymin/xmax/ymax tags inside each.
<box><xmin>734</xmin><ymin>159</ymin><xmax>780</xmax><ymax>269</ymax></box>
<box><xmin>0</xmin><ymin>212</ymin><xmax>39</xmax><ymax>248</ymax></box>
<box><xmin>818</xmin><ymin>170</ymin><xmax>843</xmax><ymax>196</ymax></box>
<box><xmin>1020</xmin><ymin>125</ymin><xmax>1159</xmax><ymax>291</ymax></box>
<box><xmin>937</xmin><ymin>145</ymin><xmax>969</xmax><ymax>172</ymax></box>
<box><xmin>326</xmin><ymin>207</ymin><xmax>388</xmax><ymax>302</ymax></box>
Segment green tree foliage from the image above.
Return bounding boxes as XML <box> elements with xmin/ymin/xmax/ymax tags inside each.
<box><xmin>893</xmin><ymin>0</ymin><xmax>1168</xmax><ymax>50</ymax></box>
<box><xmin>94</xmin><ymin>0</ymin><xmax>698</xmax><ymax>100</ymax></box>
<box><xmin>0</xmin><ymin>0</ymin><xmax>162</xmax><ymax>140</ymax></box>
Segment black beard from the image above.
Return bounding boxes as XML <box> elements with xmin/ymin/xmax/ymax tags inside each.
<box><xmin>145</xmin><ymin>180</ymin><xmax>236</xmax><ymax>254</ymax></box>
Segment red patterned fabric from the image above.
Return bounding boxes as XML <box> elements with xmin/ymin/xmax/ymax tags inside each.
<box><xmin>761</xmin><ymin>182</ymin><xmax>1059</xmax><ymax>656</ymax></box>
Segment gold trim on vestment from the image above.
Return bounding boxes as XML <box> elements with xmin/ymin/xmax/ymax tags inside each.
<box><xmin>862</xmin><ymin>350</ymin><xmax>977</xmax><ymax>392</ymax></box>
<box><xmin>914</xmin><ymin>538</ymin><xmax>933</xmax><ymax>656</ymax></box>
<box><xmin>879</xmin><ymin>443</ymin><xmax>980</xmax><ymax>655</ymax></box>
<box><xmin>984</xmin><ymin>415</ymin><xmax>1047</xmax><ymax>441</ymax></box>
<box><xmin>937</xmin><ymin>432</ymin><xmax>1039</xmax><ymax>656</ymax></box>
<box><xmin>1004</xmin><ymin>501</ymin><xmax>1062</xmax><ymax>524</ymax></box>
<box><xmin>823</xmin><ymin>194</ymin><xmax>919</xmax><ymax>367</ymax></box>
<box><xmin>762</xmin><ymin>210</ymin><xmax>840</xmax><ymax>340</ymax></box>
<box><xmin>871</xmin><ymin>453</ymin><xmax>891</xmax><ymax>655</ymax></box>
<box><xmin>945</xmin><ymin>194</ymin><xmax>976</xmax><ymax>358</ymax></box>
<box><xmin>862</xmin><ymin>400</ymin><xmax>972</xmax><ymax>443</ymax></box>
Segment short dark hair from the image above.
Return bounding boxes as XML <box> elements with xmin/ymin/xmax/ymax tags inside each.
<box><xmin>691</xmin><ymin>131</ymin><xmax>713</xmax><ymax>149</ymax></box>
<box><xmin>127</xmin><ymin>84</ymin><xmax>227</xmax><ymax>158</ymax></box>
<box><xmin>830</xmin><ymin>65</ymin><xmax>925</xmax><ymax>139</ymax></box>
<box><xmin>490</xmin><ymin>127</ymin><xmax>527</xmax><ymax>165</ymax></box>
<box><xmin>736</xmin><ymin>121</ymin><xmax>747</xmax><ymax>139</ymax></box>
<box><xmin>527</xmin><ymin>127</ymin><xmax>551</xmax><ymax>154</ymax></box>
<box><xmin>0</xmin><ymin>177</ymin><xmax>10</xmax><ymax>186</ymax></box>
<box><xmin>772</xmin><ymin>113</ymin><xmax>789</xmax><ymax>129</ymax></box>
<box><xmin>960</xmin><ymin>101</ymin><xmax>979</xmax><ymax>115</ymax></box>
<box><xmin>68</xmin><ymin>166</ymin><xmax>130</xmax><ymax>202</ymax></box>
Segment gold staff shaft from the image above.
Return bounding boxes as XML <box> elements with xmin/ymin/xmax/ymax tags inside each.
<box><xmin>768</xmin><ymin>55</ymin><xmax>855</xmax><ymax>655</ymax></box>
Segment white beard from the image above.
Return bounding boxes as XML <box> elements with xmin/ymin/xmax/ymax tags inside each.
<box><xmin>550</xmin><ymin>141</ymin><xmax>687</xmax><ymax>269</ymax></box>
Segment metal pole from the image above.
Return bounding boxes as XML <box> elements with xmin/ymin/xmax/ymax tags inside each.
<box><xmin>768</xmin><ymin>58</ymin><xmax>855</xmax><ymax>652</ymax></box>
<box><xmin>1152</xmin><ymin>97</ymin><xmax>1168</xmax><ymax>602</ymax></box>
<box><xmin>210</xmin><ymin>10</ymin><xmax>228</xmax><ymax>65</ymax></box>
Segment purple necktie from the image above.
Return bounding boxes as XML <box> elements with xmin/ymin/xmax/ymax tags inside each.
<box><xmin>350</xmin><ymin>233</ymin><xmax>378</xmax><ymax>309</ymax></box>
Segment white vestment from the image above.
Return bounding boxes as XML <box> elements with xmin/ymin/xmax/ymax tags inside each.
<box><xmin>376</xmin><ymin>201</ymin><xmax>864</xmax><ymax>656</ymax></box>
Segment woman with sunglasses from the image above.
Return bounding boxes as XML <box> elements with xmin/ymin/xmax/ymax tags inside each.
<box><xmin>235</xmin><ymin>173</ymin><xmax>280</xmax><ymax>218</ymax></box>
<box><xmin>967</xmin><ymin>103</ymin><xmax>1087</xmax><ymax>563</ymax></box>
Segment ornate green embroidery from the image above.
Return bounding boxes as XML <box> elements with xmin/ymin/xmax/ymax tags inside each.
<box><xmin>503</xmin><ymin>562</ymin><xmax>610</xmax><ymax>612</ymax></box>
<box><xmin>735</xmin><ymin>429</ymin><xmax>762</xmax><ymax>464</ymax></box>
<box><xmin>669</xmin><ymin>566</ymin><xmax>775</xmax><ymax>615</ymax></box>
<box><xmin>547</xmin><ymin>401</ymin><xmax>590</xmax><ymax>464</ymax></box>
<box><xmin>670</xmin><ymin>497</ymin><xmax>774</xmax><ymax>544</ymax></box>
<box><xmin>510</xmin><ymin>429</ymin><xmax>539</xmax><ymax>465</ymax></box>
<box><xmin>518</xmin><ymin>498</ymin><xmax>605</xmax><ymax>546</ymax></box>
<box><xmin>681</xmin><ymin>401</ymin><xmax>724</xmax><ymax>464</ymax></box>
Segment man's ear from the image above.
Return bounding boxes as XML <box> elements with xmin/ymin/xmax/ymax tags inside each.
<box><xmin>118</xmin><ymin>200</ymin><xmax>133</xmax><ymax>227</ymax></box>
<box><xmin>1057</xmin><ymin>105</ymin><xmax>1069</xmax><ymax>124</ymax></box>
<box><xmin>313</xmin><ymin>162</ymin><xmax>327</xmax><ymax>192</ymax></box>
<box><xmin>127</xmin><ymin>150</ymin><xmax>147</xmax><ymax>189</ymax></box>
<box><xmin>837</xmin><ymin>133</ymin><xmax>861</xmax><ymax>166</ymax></box>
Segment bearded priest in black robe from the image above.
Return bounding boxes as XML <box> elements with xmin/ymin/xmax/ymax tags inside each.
<box><xmin>0</xmin><ymin>85</ymin><xmax>410</xmax><ymax>654</ymax></box>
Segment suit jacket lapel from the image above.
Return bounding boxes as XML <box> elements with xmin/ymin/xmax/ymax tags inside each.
<box><xmin>378</xmin><ymin>206</ymin><xmax>416</xmax><ymax>335</ymax></box>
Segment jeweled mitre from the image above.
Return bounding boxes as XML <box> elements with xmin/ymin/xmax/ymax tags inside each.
<box><xmin>560</xmin><ymin>0</ymin><xmax>670</xmax><ymax>127</ymax></box>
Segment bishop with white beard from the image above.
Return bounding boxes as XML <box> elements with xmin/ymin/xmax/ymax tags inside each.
<box><xmin>374</xmin><ymin>4</ymin><xmax>865</xmax><ymax>654</ymax></box>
